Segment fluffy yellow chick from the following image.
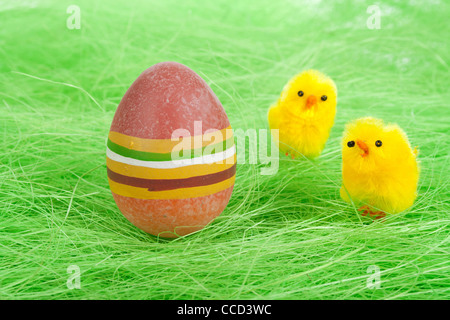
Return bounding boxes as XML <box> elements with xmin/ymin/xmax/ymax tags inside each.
<box><xmin>268</xmin><ymin>69</ymin><xmax>337</xmax><ymax>159</ymax></box>
<box><xmin>340</xmin><ymin>117</ymin><xmax>419</xmax><ymax>218</ymax></box>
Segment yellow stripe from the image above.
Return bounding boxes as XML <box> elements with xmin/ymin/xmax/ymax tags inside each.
<box><xmin>108</xmin><ymin>176</ymin><xmax>235</xmax><ymax>200</ymax></box>
<box><xmin>109</xmin><ymin>126</ymin><xmax>233</xmax><ymax>154</ymax></box>
<box><xmin>106</xmin><ymin>154</ymin><xmax>236</xmax><ymax>179</ymax></box>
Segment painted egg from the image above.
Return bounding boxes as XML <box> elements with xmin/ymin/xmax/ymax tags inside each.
<box><xmin>106</xmin><ymin>62</ymin><xmax>236</xmax><ymax>238</ymax></box>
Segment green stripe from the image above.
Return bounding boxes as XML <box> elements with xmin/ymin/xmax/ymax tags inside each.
<box><xmin>107</xmin><ymin>137</ymin><xmax>235</xmax><ymax>162</ymax></box>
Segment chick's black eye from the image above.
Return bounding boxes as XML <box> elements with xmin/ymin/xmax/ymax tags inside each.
<box><xmin>347</xmin><ymin>141</ymin><xmax>355</xmax><ymax>148</ymax></box>
<box><xmin>298</xmin><ymin>91</ymin><xmax>304</xmax><ymax>97</ymax></box>
<box><xmin>321</xmin><ymin>95</ymin><xmax>327</xmax><ymax>101</ymax></box>
<box><xmin>375</xmin><ymin>140</ymin><xmax>382</xmax><ymax>147</ymax></box>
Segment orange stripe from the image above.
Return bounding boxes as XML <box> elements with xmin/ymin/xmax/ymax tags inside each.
<box><xmin>108</xmin><ymin>176</ymin><xmax>235</xmax><ymax>200</ymax></box>
<box><xmin>109</xmin><ymin>126</ymin><xmax>233</xmax><ymax>154</ymax></box>
<box><xmin>106</xmin><ymin>154</ymin><xmax>236</xmax><ymax>179</ymax></box>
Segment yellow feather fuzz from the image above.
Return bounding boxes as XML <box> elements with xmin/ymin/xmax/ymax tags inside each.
<box><xmin>340</xmin><ymin>117</ymin><xmax>420</xmax><ymax>214</ymax></box>
<box><xmin>268</xmin><ymin>69</ymin><xmax>337</xmax><ymax>159</ymax></box>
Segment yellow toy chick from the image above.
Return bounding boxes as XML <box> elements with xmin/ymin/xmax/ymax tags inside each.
<box><xmin>340</xmin><ymin>117</ymin><xmax>420</xmax><ymax>219</ymax></box>
<box><xmin>268</xmin><ymin>69</ymin><xmax>337</xmax><ymax>159</ymax></box>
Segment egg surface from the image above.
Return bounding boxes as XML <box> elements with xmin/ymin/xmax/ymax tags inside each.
<box><xmin>107</xmin><ymin>62</ymin><xmax>236</xmax><ymax>238</ymax></box>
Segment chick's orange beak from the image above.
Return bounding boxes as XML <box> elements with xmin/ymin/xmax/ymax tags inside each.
<box><xmin>356</xmin><ymin>139</ymin><xmax>369</xmax><ymax>157</ymax></box>
<box><xmin>305</xmin><ymin>95</ymin><xmax>317</xmax><ymax>109</ymax></box>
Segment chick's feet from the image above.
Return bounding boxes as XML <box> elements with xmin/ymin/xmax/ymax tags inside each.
<box><xmin>358</xmin><ymin>205</ymin><xmax>370</xmax><ymax>216</ymax></box>
<box><xmin>358</xmin><ymin>206</ymin><xmax>386</xmax><ymax>220</ymax></box>
<box><xmin>371</xmin><ymin>211</ymin><xmax>386</xmax><ymax>220</ymax></box>
<box><xmin>285</xmin><ymin>152</ymin><xmax>295</xmax><ymax>160</ymax></box>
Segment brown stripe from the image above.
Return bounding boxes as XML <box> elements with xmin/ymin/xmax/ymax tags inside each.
<box><xmin>107</xmin><ymin>164</ymin><xmax>236</xmax><ymax>192</ymax></box>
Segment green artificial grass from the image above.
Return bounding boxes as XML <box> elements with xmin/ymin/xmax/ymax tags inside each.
<box><xmin>1</xmin><ymin>0</ymin><xmax>449</xmax><ymax>300</ymax></box>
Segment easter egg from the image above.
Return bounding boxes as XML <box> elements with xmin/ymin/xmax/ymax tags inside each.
<box><xmin>106</xmin><ymin>62</ymin><xmax>236</xmax><ymax>238</ymax></box>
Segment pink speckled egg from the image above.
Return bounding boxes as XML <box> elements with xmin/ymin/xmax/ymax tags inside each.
<box><xmin>106</xmin><ymin>62</ymin><xmax>236</xmax><ymax>237</ymax></box>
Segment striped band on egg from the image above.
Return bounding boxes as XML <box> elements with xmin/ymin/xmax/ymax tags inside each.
<box><xmin>106</xmin><ymin>126</ymin><xmax>236</xmax><ymax>200</ymax></box>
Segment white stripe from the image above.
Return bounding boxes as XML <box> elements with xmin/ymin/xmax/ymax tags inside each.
<box><xmin>106</xmin><ymin>145</ymin><xmax>236</xmax><ymax>169</ymax></box>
